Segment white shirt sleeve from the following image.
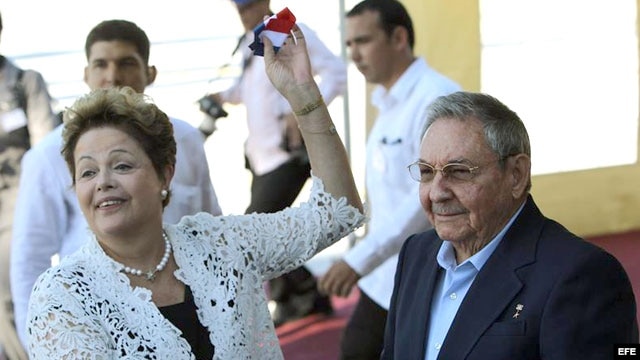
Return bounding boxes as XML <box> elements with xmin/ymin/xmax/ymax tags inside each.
<box><xmin>344</xmin><ymin>195</ymin><xmax>430</xmax><ymax>276</ymax></box>
<box><xmin>301</xmin><ymin>23</ymin><xmax>347</xmax><ymax>107</ymax></box>
<box><xmin>11</xmin><ymin>145</ymin><xmax>68</xmax><ymax>347</ymax></box>
<box><xmin>167</xmin><ymin>119</ymin><xmax>222</xmax><ymax>221</ymax></box>
<box><xmin>182</xmin><ymin>124</ymin><xmax>222</xmax><ymax>216</ymax></box>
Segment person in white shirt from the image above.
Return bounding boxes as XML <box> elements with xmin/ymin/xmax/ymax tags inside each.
<box><xmin>10</xmin><ymin>19</ymin><xmax>222</xmax><ymax>348</ymax></box>
<box><xmin>202</xmin><ymin>0</ymin><xmax>347</xmax><ymax>327</ymax></box>
<box><xmin>318</xmin><ymin>0</ymin><xmax>460</xmax><ymax>358</ymax></box>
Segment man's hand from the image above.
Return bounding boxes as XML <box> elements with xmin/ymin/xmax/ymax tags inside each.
<box><xmin>282</xmin><ymin>113</ymin><xmax>303</xmax><ymax>150</ymax></box>
<box><xmin>318</xmin><ymin>260</ymin><xmax>361</xmax><ymax>297</ymax></box>
<box><xmin>208</xmin><ymin>93</ymin><xmax>223</xmax><ymax>105</ymax></box>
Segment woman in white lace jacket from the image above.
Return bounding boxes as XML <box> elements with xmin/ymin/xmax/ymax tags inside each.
<box><xmin>26</xmin><ymin>25</ymin><xmax>364</xmax><ymax>360</ymax></box>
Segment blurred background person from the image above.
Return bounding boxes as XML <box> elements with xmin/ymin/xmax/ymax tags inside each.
<box><xmin>318</xmin><ymin>0</ymin><xmax>460</xmax><ymax>358</ymax></box>
<box><xmin>200</xmin><ymin>0</ymin><xmax>347</xmax><ymax>327</ymax></box>
<box><xmin>10</xmin><ymin>19</ymin><xmax>222</xmax><ymax>348</ymax></box>
<box><xmin>0</xmin><ymin>9</ymin><xmax>58</xmax><ymax>360</ymax></box>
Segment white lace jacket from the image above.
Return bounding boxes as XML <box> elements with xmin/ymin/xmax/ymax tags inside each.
<box><xmin>27</xmin><ymin>177</ymin><xmax>364</xmax><ymax>360</ymax></box>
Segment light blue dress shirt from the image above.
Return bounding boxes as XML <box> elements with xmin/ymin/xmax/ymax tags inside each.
<box><xmin>425</xmin><ymin>203</ymin><xmax>525</xmax><ymax>360</ymax></box>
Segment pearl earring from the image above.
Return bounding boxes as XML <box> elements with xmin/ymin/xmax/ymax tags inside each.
<box><xmin>161</xmin><ymin>189</ymin><xmax>168</xmax><ymax>200</ymax></box>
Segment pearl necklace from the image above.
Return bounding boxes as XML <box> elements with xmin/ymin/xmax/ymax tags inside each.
<box><xmin>121</xmin><ymin>232</ymin><xmax>171</xmax><ymax>282</ymax></box>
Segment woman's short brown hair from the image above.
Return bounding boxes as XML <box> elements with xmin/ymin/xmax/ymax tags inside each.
<box><xmin>61</xmin><ymin>86</ymin><xmax>176</xmax><ymax>207</ymax></box>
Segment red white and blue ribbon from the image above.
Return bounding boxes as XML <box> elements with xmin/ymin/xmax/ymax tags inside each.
<box><xmin>249</xmin><ymin>7</ymin><xmax>297</xmax><ymax>56</ymax></box>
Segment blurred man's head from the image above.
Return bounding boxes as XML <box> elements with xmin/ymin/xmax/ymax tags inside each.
<box><xmin>232</xmin><ymin>0</ymin><xmax>271</xmax><ymax>32</ymax></box>
<box><xmin>347</xmin><ymin>0</ymin><xmax>414</xmax><ymax>49</ymax></box>
<box><xmin>345</xmin><ymin>0</ymin><xmax>415</xmax><ymax>89</ymax></box>
<box><xmin>83</xmin><ymin>20</ymin><xmax>157</xmax><ymax>93</ymax></box>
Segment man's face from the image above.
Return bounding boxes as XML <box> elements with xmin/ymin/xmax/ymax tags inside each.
<box><xmin>84</xmin><ymin>40</ymin><xmax>154</xmax><ymax>93</ymax></box>
<box><xmin>345</xmin><ymin>10</ymin><xmax>396</xmax><ymax>88</ymax></box>
<box><xmin>418</xmin><ymin>117</ymin><xmax>516</xmax><ymax>246</ymax></box>
<box><xmin>236</xmin><ymin>0</ymin><xmax>269</xmax><ymax>32</ymax></box>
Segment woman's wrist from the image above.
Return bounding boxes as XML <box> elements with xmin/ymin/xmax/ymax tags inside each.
<box><xmin>299</xmin><ymin>120</ymin><xmax>337</xmax><ymax>135</ymax></box>
<box><xmin>293</xmin><ymin>97</ymin><xmax>324</xmax><ymax>116</ymax></box>
<box><xmin>295</xmin><ymin>101</ymin><xmax>337</xmax><ymax>135</ymax></box>
<box><xmin>284</xmin><ymin>81</ymin><xmax>337</xmax><ymax>135</ymax></box>
<box><xmin>284</xmin><ymin>82</ymin><xmax>322</xmax><ymax>110</ymax></box>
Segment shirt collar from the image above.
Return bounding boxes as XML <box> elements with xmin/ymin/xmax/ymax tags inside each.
<box><xmin>436</xmin><ymin>201</ymin><xmax>527</xmax><ymax>271</ymax></box>
<box><xmin>371</xmin><ymin>57</ymin><xmax>428</xmax><ymax>111</ymax></box>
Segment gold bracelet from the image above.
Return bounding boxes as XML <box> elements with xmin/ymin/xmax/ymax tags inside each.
<box><xmin>299</xmin><ymin>123</ymin><xmax>338</xmax><ymax>135</ymax></box>
<box><xmin>293</xmin><ymin>98</ymin><xmax>325</xmax><ymax>116</ymax></box>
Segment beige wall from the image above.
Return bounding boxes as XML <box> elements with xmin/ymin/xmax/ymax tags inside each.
<box><xmin>404</xmin><ymin>0</ymin><xmax>481</xmax><ymax>92</ymax></box>
<box><xmin>394</xmin><ymin>0</ymin><xmax>640</xmax><ymax>237</ymax></box>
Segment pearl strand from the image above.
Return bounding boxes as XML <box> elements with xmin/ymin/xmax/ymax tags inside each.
<box><xmin>121</xmin><ymin>232</ymin><xmax>171</xmax><ymax>282</ymax></box>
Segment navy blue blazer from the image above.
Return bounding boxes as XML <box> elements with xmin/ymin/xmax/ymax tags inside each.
<box><xmin>382</xmin><ymin>196</ymin><xmax>638</xmax><ymax>359</ymax></box>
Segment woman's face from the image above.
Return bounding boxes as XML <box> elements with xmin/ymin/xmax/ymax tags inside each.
<box><xmin>73</xmin><ymin>126</ymin><xmax>169</xmax><ymax>238</ymax></box>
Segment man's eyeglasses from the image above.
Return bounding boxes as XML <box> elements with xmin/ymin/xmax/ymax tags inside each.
<box><xmin>407</xmin><ymin>161</ymin><xmax>483</xmax><ymax>183</ymax></box>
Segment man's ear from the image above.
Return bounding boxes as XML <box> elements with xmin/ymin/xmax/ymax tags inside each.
<box><xmin>83</xmin><ymin>66</ymin><xmax>89</xmax><ymax>86</ymax></box>
<box><xmin>146</xmin><ymin>65</ymin><xmax>157</xmax><ymax>86</ymax></box>
<box><xmin>391</xmin><ymin>26</ymin><xmax>409</xmax><ymax>50</ymax></box>
<box><xmin>509</xmin><ymin>154</ymin><xmax>531</xmax><ymax>198</ymax></box>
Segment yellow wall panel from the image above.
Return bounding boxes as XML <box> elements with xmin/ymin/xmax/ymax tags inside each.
<box><xmin>402</xmin><ymin>0</ymin><xmax>480</xmax><ymax>91</ymax></box>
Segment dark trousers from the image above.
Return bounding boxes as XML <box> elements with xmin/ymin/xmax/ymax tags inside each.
<box><xmin>245</xmin><ymin>157</ymin><xmax>321</xmax><ymax>309</ymax></box>
<box><xmin>245</xmin><ymin>157</ymin><xmax>310</xmax><ymax>215</ymax></box>
<box><xmin>340</xmin><ymin>289</ymin><xmax>388</xmax><ymax>360</ymax></box>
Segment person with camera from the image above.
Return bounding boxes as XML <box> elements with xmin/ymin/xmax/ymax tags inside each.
<box><xmin>200</xmin><ymin>0</ymin><xmax>347</xmax><ymax>327</ymax></box>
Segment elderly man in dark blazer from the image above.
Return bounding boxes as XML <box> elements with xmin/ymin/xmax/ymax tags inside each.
<box><xmin>382</xmin><ymin>91</ymin><xmax>638</xmax><ymax>360</ymax></box>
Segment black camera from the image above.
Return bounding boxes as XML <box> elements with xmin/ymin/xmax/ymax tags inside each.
<box><xmin>198</xmin><ymin>95</ymin><xmax>228</xmax><ymax>120</ymax></box>
<box><xmin>197</xmin><ymin>95</ymin><xmax>228</xmax><ymax>137</ymax></box>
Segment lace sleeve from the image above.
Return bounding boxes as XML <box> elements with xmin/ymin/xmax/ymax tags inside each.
<box><xmin>27</xmin><ymin>270</ymin><xmax>112</xmax><ymax>360</ymax></box>
<box><xmin>245</xmin><ymin>175</ymin><xmax>363</xmax><ymax>280</ymax></box>
<box><xmin>183</xmin><ymin>175</ymin><xmax>365</xmax><ymax>281</ymax></box>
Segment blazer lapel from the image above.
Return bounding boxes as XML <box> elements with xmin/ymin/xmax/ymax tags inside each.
<box><xmin>409</xmin><ymin>258</ymin><xmax>442</xmax><ymax>358</ymax></box>
<box><xmin>391</xmin><ymin>233</ymin><xmax>443</xmax><ymax>359</ymax></box>
<box><xmin>438</xmin><ymin>258</ymin><xmax>522</xmax><ymax>359</ymax></box>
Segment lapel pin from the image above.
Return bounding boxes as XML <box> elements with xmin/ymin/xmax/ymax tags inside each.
<box><xmin>513</xmin><ymin>303</ymin><xmax>524</xmax><ymax>318</ymax></box>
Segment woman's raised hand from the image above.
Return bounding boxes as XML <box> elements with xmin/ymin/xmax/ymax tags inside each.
<box><xmin>263</xmin><ymin>25</ymin><xmax>315</xmax><ymax>99</ymax></box>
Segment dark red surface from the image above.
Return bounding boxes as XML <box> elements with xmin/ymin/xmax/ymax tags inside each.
<box><xmin>277</xmin><ymin>289</ymin><xmax>359</xmax><ymax>360</ymax></box>
<box><xmin>587</xmin><ymin>229</ymin><xmax>640</xmax><ymax>326</ymax></box>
